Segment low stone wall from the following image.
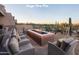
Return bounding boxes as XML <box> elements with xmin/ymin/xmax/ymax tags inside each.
<box><xmin>27</xmin><ymin>30</ymin><xmax>55</xmax><ymax>46</ymax></box>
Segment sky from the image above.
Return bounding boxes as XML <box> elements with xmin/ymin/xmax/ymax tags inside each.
<box><xmin>4</xmin><ymin>4</ymin><xmax>79</xmax><ymax>24</ymax></box>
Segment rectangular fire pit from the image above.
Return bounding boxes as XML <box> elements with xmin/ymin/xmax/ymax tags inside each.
<box><xmin>27</xmin><ymin>29</ymin><xmax>55</xmax><ymax>46</ymax></box>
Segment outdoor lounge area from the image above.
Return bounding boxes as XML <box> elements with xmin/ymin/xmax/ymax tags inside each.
<box><xmin>0</xmin><ymin>27</ymin><xmax>79</xmax><ymax>55</ymax></box>
<box><xmin>1</xmin><ymin>4</ymin><xmax>79</xmax><ymax>55</ymax></box>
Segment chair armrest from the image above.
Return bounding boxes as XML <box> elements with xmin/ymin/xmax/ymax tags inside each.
<box><xmin>48</xmin><ymin>41</ymin><xmax>65</xmax><ymax>55</ymax></box>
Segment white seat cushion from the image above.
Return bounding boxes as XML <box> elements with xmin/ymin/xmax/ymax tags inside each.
<box><xmin>9</xmin><ymin>37</ymin><xmax>19</xmax><ymax>54</ymax></box>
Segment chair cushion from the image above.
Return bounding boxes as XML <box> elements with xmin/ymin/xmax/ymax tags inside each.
<box><xmin>9</xmin><ymin>37</ymin><xmax>19</xmax><ymax>54</ymax></box>
<box><xmin>66</xmin><ymin>40</ymin><xmax>79</xmax><ymax>55</ymax></box>
<box><xmin>12</xmin><ymin>29</ymin><xmax>21</xmax><ymax>41</ymax></box>
<box><xmin>60</xmin><ymin>41</ymin><xmax>69</xmax><ymax>51</ymax></box>
<box><xmin>74</xmin><ymin>41</ymin><xmax>79</xmax><ymax>55</ymax></box>
<box><xmin>19</xmin><ymin>43</ymin><xmax>33</xmax><ymax>51</ymax></box>
<box><xmin>19</xmin><ymin>39</ymin><xmax>30</xmax><ymax>47</ymax></box>
<box><xmin>56</xmin><ymin>40</ymin><xmax>61</xmax><ymax>47</ymax></box>
<box><xmin>59</xmin><ymin>37</ymin><xmax>74</xmax><ymax>51</ymax></box>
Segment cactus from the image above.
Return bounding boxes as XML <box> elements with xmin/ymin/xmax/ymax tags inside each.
<box><xmin>69</xmin><ymin>17</ymin><xmax>72</xmax><ymax>36</ymax></box>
